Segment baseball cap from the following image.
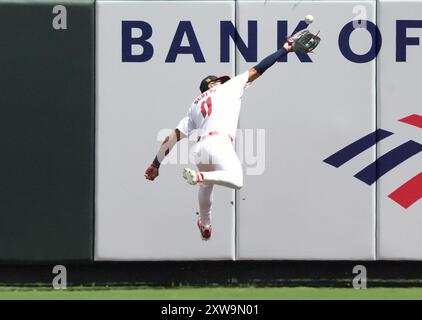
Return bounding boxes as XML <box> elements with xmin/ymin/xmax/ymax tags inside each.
<box><xmin>199</xmin><ymin>75</ymin><xmax>231</xmax><ymax>93</ymax></box>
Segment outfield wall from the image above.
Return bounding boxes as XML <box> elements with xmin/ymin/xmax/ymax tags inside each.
<box><xmin>0</xmin><ymin>0</ymin><xmax>420</xmax><ymax>262</ymax></box>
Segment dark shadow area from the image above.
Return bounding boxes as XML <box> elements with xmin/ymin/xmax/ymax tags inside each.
<box><xmin>0</xmin><ymin>261</ymin><xmax>421</xmax><ymax>287</ymax></box>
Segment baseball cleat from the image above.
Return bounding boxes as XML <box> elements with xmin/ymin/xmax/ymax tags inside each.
<box><xmin>197</xmin><ymin>218</ymin><xmax>212</xmax><ymax>241</ymax></box>
<box><xmin>182</xmin><ymin>168</ymin><xmax>203</xmax><ymax>186</ymax></box>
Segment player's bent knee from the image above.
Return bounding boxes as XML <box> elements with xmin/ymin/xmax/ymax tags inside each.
<box><xmin>233</xmin><ymin>176</ymin><xmax>243</xmax><ymax>190</ymax></box>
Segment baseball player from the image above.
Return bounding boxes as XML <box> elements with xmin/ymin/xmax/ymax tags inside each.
<box><xmin>145</xmin><ymin>29</ymin><xmax>320</xmax><ymax>240</ymax></box>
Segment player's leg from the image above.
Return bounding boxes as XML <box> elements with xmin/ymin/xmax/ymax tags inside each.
<box><xmin>200</xmin><ymin>163</ymin><xmax>243</xmax><ymax>189</ymax></box>
<box><xmin>196</xmin><ymin>163</ymin><xmax>214</xmax><ymax>240</ymax></box>
<box><xmin>183</xmin><ymin>165</ymin><xmax>242</xmax><ymax>189</ymax></box>
<box><xmin>198</xmin><ymin>183</ymin><xmax>213</xmax><ymax>224</ymax></box>
<box><xmin>184</xmin><ymin>136</ymin><xmax>243</xmax><ymax>189</ymax></box>
<box><xmin>196</xmin><ymin>163</ymin><xmax>214</xmax><ymax>225</ymax></box>
<box><xmin>202</xmin><ymin>136</ymin><xmax>243</xmax><ymax>189</ymax></box>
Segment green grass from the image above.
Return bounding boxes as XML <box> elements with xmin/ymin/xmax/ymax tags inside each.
<box><xmin>1</xmin><ymin>286</ymin><xmax>422</xmax><ymax>300</ymax></box>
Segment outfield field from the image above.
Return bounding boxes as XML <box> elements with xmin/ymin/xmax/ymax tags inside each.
<box><xmin>1</xmin><ymin>287</ymin><xmax>422</xmax><ymax>300</ymax></box>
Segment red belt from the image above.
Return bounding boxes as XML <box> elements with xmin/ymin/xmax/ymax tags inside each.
<box><xmin>197</xmin><ymin>131</ymin><xmax>234</xmax><ymax>142</ymax></box>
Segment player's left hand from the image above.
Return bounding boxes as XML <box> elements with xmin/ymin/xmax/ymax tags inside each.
<box><xmin>144</xmin><ymin>164</ymin><xmax>159</xmax><ymax>181</ymax></box>
<box><xmin>288</xmin><ymin>29</ymin><xmax>321</xmax><ymax>53</ymax></box>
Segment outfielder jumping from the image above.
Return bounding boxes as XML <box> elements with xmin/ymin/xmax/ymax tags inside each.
<box><xmin>145</xmin><ymin>29</ymin><xmax>320</xmax><ymax>240</ymax></box>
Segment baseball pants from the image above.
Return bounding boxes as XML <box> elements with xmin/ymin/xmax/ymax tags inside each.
<box><xmin>193</xmin><ymin>134</ymin><xmax>243</xmax><ymax>221</ymax></box>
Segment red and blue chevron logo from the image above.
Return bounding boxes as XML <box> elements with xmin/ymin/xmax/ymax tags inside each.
<box><xmin>324</xmin><ymin>114</ymin><xmax>422</xmax><ymax>209</ymax></box>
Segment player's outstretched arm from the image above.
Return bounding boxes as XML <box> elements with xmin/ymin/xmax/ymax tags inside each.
<box><xmin>144</xmin><ymin>128</ymin><xmax>185</xmax><ymax>181</ymax></box>
<box><xmin>247</xmin><ymin>42</ymin><xmax>292</xmax><ymax>83</ymax></box>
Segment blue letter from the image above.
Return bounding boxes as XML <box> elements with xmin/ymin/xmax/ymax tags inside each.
<box><xmin>220</xmin><ymin>21</ymin><xmax>257</xmax><ymax>63</ymax></box>
<box><xmin>165</xmin><ymin>21</ymin><xmax>205</xmax><ymax>63</ymax></box>
<box><xmin>396</xmin><ymin>20</ymin><xmax>422</xmax><ymax>62</ymax></box>
<box><xmin>277</xmin><ymin>20</ymin><xmax>312</xmax><ymax>62</ymax></box>
<box><xmin>122</xmin><ymin>21</ymin><xmax>154</xmax><ymax>62</ymax></box>
<box><xmin>339</xmin><ymin>20</ymin><xmax>382</xmax><ymax>63</ymax></box>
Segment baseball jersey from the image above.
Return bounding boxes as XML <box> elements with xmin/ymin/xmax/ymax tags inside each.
<box><xmin>176</xmin><ymin>71</ymin><xmax>250</xmax><ymax>139</ymax></box>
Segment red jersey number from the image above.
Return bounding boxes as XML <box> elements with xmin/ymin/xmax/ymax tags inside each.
<box><xmin>201</xmin><ymin>97</ymin><xmax>212</xmax><ymax>119</ymax></box>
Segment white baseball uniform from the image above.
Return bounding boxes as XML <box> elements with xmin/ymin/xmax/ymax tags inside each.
<box><xmin>176</xmin><ymin>71</ymin><xmax>250</xmax><ymax>223</ymax></box>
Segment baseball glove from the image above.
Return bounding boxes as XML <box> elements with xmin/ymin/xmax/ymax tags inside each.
<box><xmin>288</xmin><ymin>29</ymin><xmax>321</xmax><ymax>53</ymax></box>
